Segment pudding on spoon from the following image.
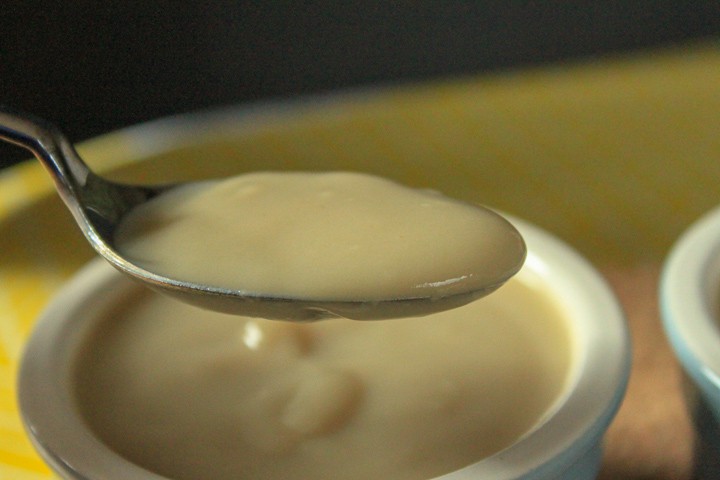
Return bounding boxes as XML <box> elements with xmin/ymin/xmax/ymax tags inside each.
<box><xmin>115</xmin><ymin>171</ymin><xmax>526</xmax><ymax>319</ymax></box>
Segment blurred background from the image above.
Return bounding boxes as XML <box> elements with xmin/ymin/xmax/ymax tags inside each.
<box><xmin>2</xmin><ymin>1</ymin><xmax>720</xmax><ymax>168</ymax></box>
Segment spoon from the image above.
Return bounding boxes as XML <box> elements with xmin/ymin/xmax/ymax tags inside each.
<box><xmin>0</xmin><ymin>108</ymin><xmax>524</xmax><ymax>321</ymax></box>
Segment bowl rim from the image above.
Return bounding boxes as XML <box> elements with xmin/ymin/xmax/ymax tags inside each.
<box><xmin>661</xmin><ymin>204</ymin><xmax>720</xmax><ymax>392</ymax></box>
<box><xmin>18</xmin><ymin>215</ymin><xmax>629</xmax><ymax>480</ymax></box>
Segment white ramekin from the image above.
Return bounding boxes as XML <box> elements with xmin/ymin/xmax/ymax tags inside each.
<box><xmin>18</xmin><ymin>217</ymin><xmax>630</xmax><ymax>480</ymax></box>
<box><xmin>661</xmin><ymin>204</ymin><xmax>720</xmax><ymax>478</ymax></box>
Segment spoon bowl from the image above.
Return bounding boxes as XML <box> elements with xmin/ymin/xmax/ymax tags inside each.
<box><xmin>0</xmin><ymin>108</ymin><xmax>523</xmax><ymax>320</ymax></box>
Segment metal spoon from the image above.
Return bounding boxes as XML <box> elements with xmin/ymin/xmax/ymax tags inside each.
<box><xmin>0</xmin><ymin>108</ymin><xmax>524</xmax><ymax>321</ymax></box>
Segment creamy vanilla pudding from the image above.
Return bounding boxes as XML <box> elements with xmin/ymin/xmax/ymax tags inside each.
<box><xmin>77</xmin><ymin>171</ymin><xmax>564</xmax><ymax>480</ymax></box>
<box><xmin>73</xmin><ymin>271</ymin><xmax>572</xmax><ymax>480</ymax></box>
<box><xmin>114</xmin><ymin>171</ymin><xmax>525</xmax><ymax>310</ymax></box>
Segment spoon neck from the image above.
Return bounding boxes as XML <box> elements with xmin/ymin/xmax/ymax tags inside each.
<box><xmin>0</xmin><ymin>109</ymin><xmax>89</xmax><ymax>174</ymax></box>
<box><xmin>0</xmin><ymin>107</ymin><xmax>91</xmax><ymax>202</ymax></box>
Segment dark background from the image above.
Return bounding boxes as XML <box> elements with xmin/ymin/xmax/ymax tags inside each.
<box><xmin>2</xmin><ymin>2</ymin><xmax>720</xmax><ymax>169</ymax></box>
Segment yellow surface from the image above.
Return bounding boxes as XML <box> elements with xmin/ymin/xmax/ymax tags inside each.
<box><xmin>2</xmin><ymin>42</ymin><xmax>720</xmax><ymax>478</ymax></box>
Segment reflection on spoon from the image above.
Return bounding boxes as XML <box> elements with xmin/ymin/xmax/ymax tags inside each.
<box><xmin>0</xmin><ymin>108</ymin><xmax>525</xmax><ymax>320</ymax></box>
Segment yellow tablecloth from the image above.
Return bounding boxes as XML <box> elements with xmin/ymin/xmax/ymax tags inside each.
<box><xmin>2</xmin><ymin>42</ymin><xmax>720</xmax><ymax>479</ymax></box>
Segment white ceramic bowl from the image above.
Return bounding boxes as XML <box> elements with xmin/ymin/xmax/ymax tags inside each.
<box><xmin>661</xmin><ymin>204</ymin><xmax>720</xmax><ymax>478</ymax></box>
<box><xmin>18</xmin><ymin>217</ymin><xmax>629</xmax><ymax>480</ymax></box>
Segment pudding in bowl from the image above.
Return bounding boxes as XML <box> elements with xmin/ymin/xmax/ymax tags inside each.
<box><xmin>72</xmin><ymin>267</ymin><xmax>568</xmax><ymax>480</ymax></box>
<box><xmin>18</xmin><ymin>216</ymin><xmax>629</xmax><ymax>480</ymax></box>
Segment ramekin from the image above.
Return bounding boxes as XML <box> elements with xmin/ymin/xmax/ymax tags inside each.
<box><xmin>661</xmin><ymin>204</ymin><xmax>720</xmax><ymax>478</ymax></box>
<box><xmin>18</xmin><ymin>217</ymin><xmax>630</xmax><ymax>480</ymax></box>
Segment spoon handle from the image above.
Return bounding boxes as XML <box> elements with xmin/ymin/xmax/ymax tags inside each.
<box><xmin>0</xmin><ymin>107</ymin><xmax>91</xmax><ymax>212</ymax></box>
